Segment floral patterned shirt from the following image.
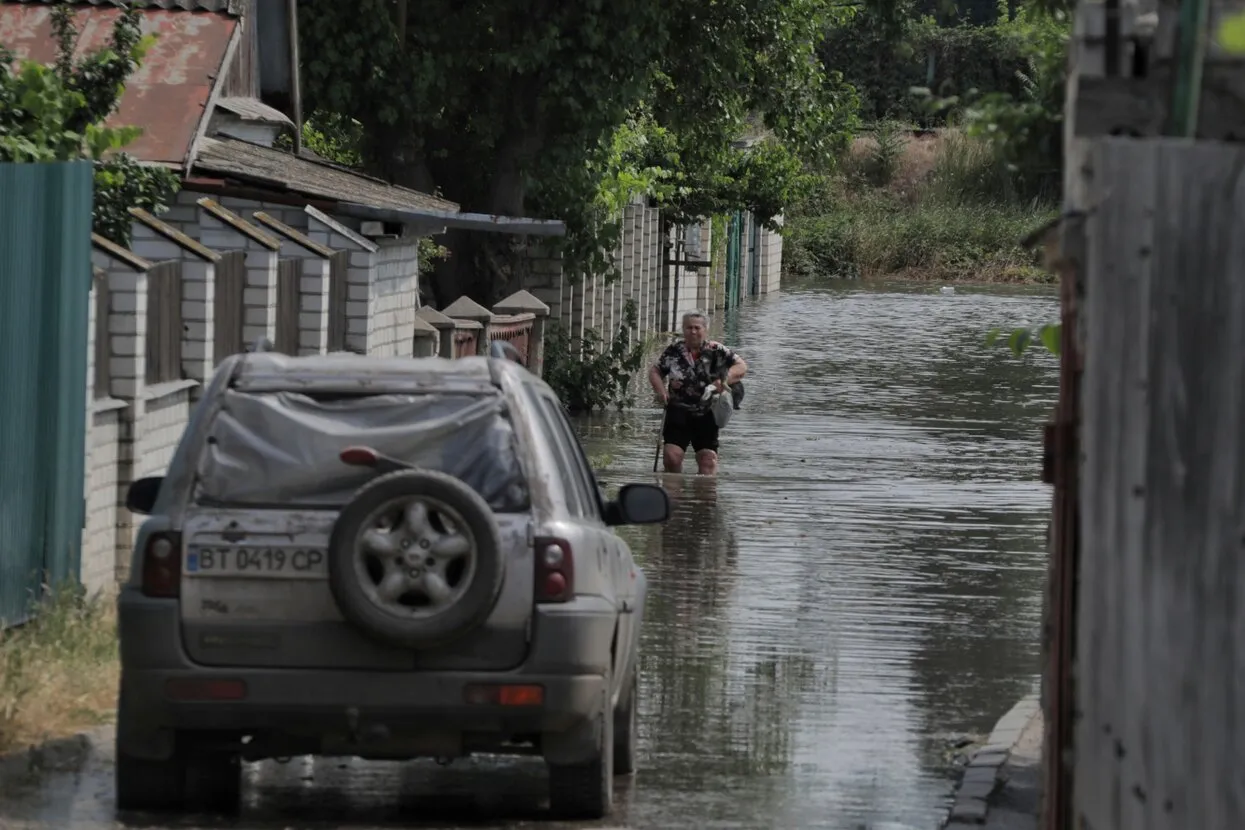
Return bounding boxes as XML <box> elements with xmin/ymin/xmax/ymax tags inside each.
<box><xmin>655</xmin><ymin>340</ymin><xmax>742</xmax><ymax>412</ymax></box>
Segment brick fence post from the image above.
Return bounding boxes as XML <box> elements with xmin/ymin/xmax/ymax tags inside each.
<box><xmin>493</xmin><ymin>289</ymin><xmax>551</xmax><ymax>377</ymax></box>
<box><xmin>443</xmin><ymin>295</ymin><xmax>495</xmax><ymax>356</ymax></box>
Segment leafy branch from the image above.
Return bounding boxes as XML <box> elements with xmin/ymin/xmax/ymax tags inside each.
<box><xmin>0</xmin><ymin>3</ymin><xmax>179</xmax><ymax>246</ymax></box>
<box><xmin>986</xmin><ymin>323</ymin><xmax>1061</xmax><ymax>356</ymax></box>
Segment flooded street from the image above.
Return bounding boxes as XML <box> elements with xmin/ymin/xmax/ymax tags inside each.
<box><xmin>0</xmin><ymin>280</ymin><xmax>1058</xmax><ymax>830</ymax></box>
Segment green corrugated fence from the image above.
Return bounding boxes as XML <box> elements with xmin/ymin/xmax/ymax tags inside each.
<box><xmin>725</xmin><ymin>210</ymin><xmax>744</xmax><ymax>310</ymax></box>
<box><xmin>0</xmin><ymin>162</ymin><xmax>93</xmax><ymax>626</ymax></box>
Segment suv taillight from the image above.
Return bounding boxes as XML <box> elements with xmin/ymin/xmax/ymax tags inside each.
<box><xmin>534</xmin><ymin>537</ymin><xmax>573</xmax><ymax>602</ymax></box>
<box><xmin>141</xmin><ymin>532</ymin><xmax>182</xmax><ymax>598</ymax></box>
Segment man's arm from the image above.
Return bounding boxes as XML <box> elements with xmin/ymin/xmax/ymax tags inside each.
<box><xmin>727</xmin><ymin>353</ymin><xmax>747</xmax><ymax>383</ymax></box>
<box><xmin>649</xmin><ymin>363</ymin><xmax>669</xmax><ymax>404</ymax></box>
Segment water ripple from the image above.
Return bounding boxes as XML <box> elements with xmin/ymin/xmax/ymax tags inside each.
<box><xmin>585</xmin><ymin>280</ymin><xmax>1058</xmax><ymax>829</ymax></box>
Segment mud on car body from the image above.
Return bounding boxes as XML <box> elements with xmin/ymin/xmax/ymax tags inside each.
<box><xmin>116</xmin><ymin>352</ymin><xmax>669</xmax><ymax>820</ymax></box>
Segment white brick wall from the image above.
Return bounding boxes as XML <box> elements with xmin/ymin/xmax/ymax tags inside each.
<box><xmin>81</xmin><ymin>406</ymin><xmax>122</xmax><ymax>594</ymax></box>
<box><xmin>299</xmin><ymin>258</ymin><xmax>331</xmax><ymax>354</ymax></box>
<box><xmin>304</xmin><ymin>208</ymin><xmax>379</xmax><ymax>355</ymax></box>
<box><xmin>243</xmin><ymin>247</ymin><xmax>278</xmax><ymax>347</ymax></box>
<box><xmin>369</xmin><ymin>239</ymin><xmax>419</xmax><ymax>358</ymax></box>
<box><xmin>138</xmin><ymin>386</ymin><xmax>192</xmax><ymax>479</ymax></box>
<box><xmin>217</xmin><ymin>195</ymin><xmax>309</xmax><ymax>233</ymax></box>
<box><xmin>178</xmin><ymin>259</ymin><xmax>216</xmax><ymax>385</ymax></box>
<box><xmin>78</xmin><ymin>197</ymin><xmax>642</xmax><ymax>595</ymax></box>
<box><xmin>197</xmin><ymin>206</ymin><xmax>280</xmax><ymax>357</ymax></box>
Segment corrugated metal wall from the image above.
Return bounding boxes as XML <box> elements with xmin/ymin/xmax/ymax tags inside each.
<box><xmin>0</xmin><ymin>162</ymin><xmax>93</xmax><ymax>626</ymax></box>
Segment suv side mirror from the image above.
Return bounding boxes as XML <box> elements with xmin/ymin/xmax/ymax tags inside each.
<box><xmin>605</xmin><ymin>483</ymin><xmax>670</xmax><ymax>526</ymax></box>
<box><xmin>126</xmin><ymin>476</ymin><xmax>164</xmax><ymax>515</ymax></box>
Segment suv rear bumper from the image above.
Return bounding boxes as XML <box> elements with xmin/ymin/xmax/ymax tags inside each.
<box><xmin>116</xmin><ymin>587</ymin><xmax>623</xmax><ymax>765</ymax></box>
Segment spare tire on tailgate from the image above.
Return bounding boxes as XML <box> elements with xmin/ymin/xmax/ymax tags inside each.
<box><xmin>327</xmin><ymin>469</ymin><xmax>504</xmax><ymax>649</ymax></box>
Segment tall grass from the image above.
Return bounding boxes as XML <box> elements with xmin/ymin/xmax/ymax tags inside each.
<box><xmin>784</xmin><ymin>129</ymin><xmax>1056</xmax><ymax>283</ymax></box>
<box><xmin>0</xmin><ymin>587</ymin><xmax>118</xmax><ymax>754</ymax></box>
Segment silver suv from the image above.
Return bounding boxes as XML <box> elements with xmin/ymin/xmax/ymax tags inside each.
<box><xmin>115</xmin><ymin>352</ymin><xmax>669</xmax><ymax>819</ymax></box>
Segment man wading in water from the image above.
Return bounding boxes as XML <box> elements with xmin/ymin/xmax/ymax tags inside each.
<box><xmin>649</xmin><ymin>310</ymin><xmax>748</xmax><ymax>475</ymax></box>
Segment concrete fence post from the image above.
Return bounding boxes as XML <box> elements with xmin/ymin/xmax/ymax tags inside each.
<box><xmin>443</xmin><ymin>295</ymin><xmax>496</xmax><ymax>356</ymax></box>
<box><xmin>412</xmin><ymin>316</ymin><xmax>439</xmax><ymax>357</ymax></box>
<box><xmin>416</xmin><ymin>305</ymin><xmax>456</xmax><ymax>357</ymax></box>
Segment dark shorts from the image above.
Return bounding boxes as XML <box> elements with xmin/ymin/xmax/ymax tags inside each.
<box><xmin>662</xmin><ymin>406</ymin><xmax>719</xmax><ymax>453</ymax></box>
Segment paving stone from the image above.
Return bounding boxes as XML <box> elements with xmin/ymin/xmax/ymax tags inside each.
<box><xmin>962</xmin><ymin>765</ymin><xmax>1000</xmax><ymax>785</ymax></box>
<box><xmin>958</xmin><ymin>779</ymin><xmax>997</xmax><ymax>800</ymax></box>
<box><xmin>969</xmin><ymin>751</ymin><xmax>1008</xmax><ymax>767</ymax></box>
<box><xmin>949</xmin><ymin>797</ymin><xmax>989</xmax><ymax>822</ymax></box>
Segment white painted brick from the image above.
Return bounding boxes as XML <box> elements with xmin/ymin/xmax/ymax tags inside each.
<box><xmin>182</xmin><ymin>320</ymin><xmax>209</xmax><ymax>341</ymax></box>
<box><xmin>298</xmin><ymin>312</ymin><xmax>325</xmax><ymax>330</ymax></box>
<box><xmin>198</xmin><ymin>229</ymin><xmax>241</xmax><ymax>250</ymax></box>
<box><xmin>181</xmin><ymin>301</ymin><xmax>209</xmax><ymax>322</ymax></box>
<box><xmin>130</xmin><ymin>238</ymin><xmax>183</xmax><ymax>261</ymax></box>
<box><xmin>110</xmin><ymin>335</ymin><xmax>140</xmax><ymax>357</ymax></box>
<box><xmin>243</xmin><ymin>287</ymin><xmax>272</xmax><ymax>306</ymax></box>
<box><xmin>245</xmin><ymin>250</ymin><xmax>273</xmax><ymax>268</ymax></box>
<box><xmin>182</xmin><ymin>279</ymin><xmax>208</xmax><ymax>302</ymax></box>
<box><xmin>183</xmin><ymin>340</ymin><xmax>212</xmax><ymax>361</ymax></box>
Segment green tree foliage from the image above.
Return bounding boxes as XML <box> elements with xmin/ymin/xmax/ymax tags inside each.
<box><xmin>542</xmin><ymin>300</ymin><xmax>646</xmax><ymax>413</ymax></box>
<box><xmin>298</xmin><ymin>0</ymin><xmax>857</xmax><ymax>306</ymax></box>
<box><xmin>0</xmin><ymin>4</ymin><xmax>179</xmax><ymax>246</ymax></box>
<box><xmin>822</xmin><ymin>1</ymin><xmax>1063</xmax><ymax>126</ymax></box>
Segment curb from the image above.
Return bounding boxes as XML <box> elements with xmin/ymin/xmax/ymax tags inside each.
<box><xmin>0</xmin><ymin>730</ymin><xmax>98</xmax><ymax>793</ymax></box>
<box><xmin>942</xmin><ymin>686</ymin><xmax>1041</xmax><ymax>826</ymax></box>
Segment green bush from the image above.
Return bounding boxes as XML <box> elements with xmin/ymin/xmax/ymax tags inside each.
<box><xmin>821</xmin><ymin>1</ymin><xmax>1065</xmax><ymax>128</ymax></box>
<box><xmin>923</xmin><ymin>129</ymin><xmax>1017</xmax><ymax>204</ymax></box>
<box><xmin>783</xmin><ymin>135</ymin><xmax>1056</xmax><ymax>283</ymax></box>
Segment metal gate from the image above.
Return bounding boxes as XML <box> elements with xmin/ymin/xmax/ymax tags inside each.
<box><xmin>749</xmin><ymin>214</ymin><xmax>761</xmax><ymax>296</ymax></box>
<box><xmin>724</xmin><ymin>211</ymin><xmax>744</xmax><ymax>310</ymax></box>
<box><xmin>213</xmin><ymin>250</ymin><xmax>246</xmax><ymax>362</ymax></box>
<box><xmin>0</xmin><ymin>162</ymin><xmax>93</xmax><ymax>625</ymax></box>
<box><xmin>275</xmin><ymin>258</ymin><xmax>302</xmax><ymax>355</ymax></box>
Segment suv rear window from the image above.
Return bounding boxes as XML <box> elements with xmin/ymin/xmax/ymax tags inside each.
<box><xmin>193</xmin><ymin>390</ymin><xmax>530</xmax><ymax>512</ymax></box>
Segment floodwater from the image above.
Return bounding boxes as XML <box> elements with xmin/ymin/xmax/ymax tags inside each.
<box><xmin>0</xmin><ymin>280</ymin><xmax>1059</xmax><ymax>830</ymax></box>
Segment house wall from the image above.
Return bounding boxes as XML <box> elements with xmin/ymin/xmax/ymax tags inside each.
<box><xmin>368</xmin><ymin>238</ymin><xmax>420</xmax><ymax>358</ymax></box>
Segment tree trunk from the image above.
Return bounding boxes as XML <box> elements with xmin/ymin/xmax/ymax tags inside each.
<box><xmin>361</xmin><ymin>119</ymin><xmax>432</xmax><ymax>193</ymax></box>
<box><xmin>427</xmin><ymin>133</ymin><xmax>537</xmax><ymax>309</ymax></box>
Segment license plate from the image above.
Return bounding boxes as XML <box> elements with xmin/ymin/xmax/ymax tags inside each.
<box><xmin>185</xmin><ymin>546</ymin><xmax>328</xmax><ymax>578</ymax></box>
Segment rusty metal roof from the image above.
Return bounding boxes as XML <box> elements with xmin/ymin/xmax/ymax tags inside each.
<box><xmin>193</xmin><ymin>136</ymin><xmax>460</xmax><ymax>215</ymax></box>
<box><xmin>4</xmin><ymin>0</ymin><xmax>242</xmax><ymax>14</ymax></box>
<box><xmin>0</xmin><ymin>2</ymin><xmax>236</xmax><ymax>166</ymax></box>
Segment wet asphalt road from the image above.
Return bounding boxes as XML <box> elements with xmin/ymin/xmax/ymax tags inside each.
<box><xmin>0</xmin><ymin>280</ymin><xmax>1059</xmax><ymax>829</ymax></box>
